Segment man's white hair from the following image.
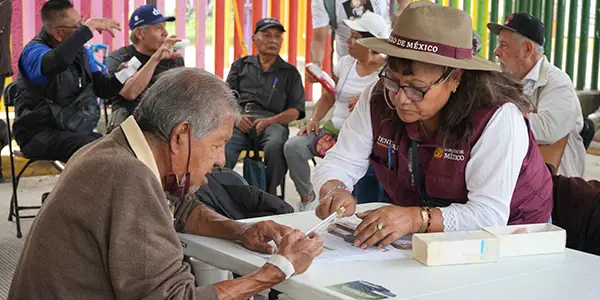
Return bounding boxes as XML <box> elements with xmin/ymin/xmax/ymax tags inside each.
<box><xmin>513</xmin><ymin>31</ymin><xmax>545</xmax><ymax>55</ymax></box>
<box><xmin>133</xmin><ymin>68</ymin><xmax>241</xmax><ymax>142</ymax></box>
<box><xmin>129</xmin><ymin>25</ymin><xmax>147</xmax><ymax>44</ymax></box>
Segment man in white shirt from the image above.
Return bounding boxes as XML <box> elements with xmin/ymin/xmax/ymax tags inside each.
<box><xmin>488</xmin><ymin>13</ymin><xmax>586</xmax><ymax>177</ymax></box>
<box><xmin>310</xmin><ymin>0</ymin><xmax>408</xmax><ymax>69</ymax></box>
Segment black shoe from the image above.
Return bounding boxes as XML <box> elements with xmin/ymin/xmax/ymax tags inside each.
<box><xmin>41</xmin><ymin>192</ymin><xmax>50</xmax><ymax>204</ymax></box>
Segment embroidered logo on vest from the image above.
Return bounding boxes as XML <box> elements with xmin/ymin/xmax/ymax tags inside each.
<box><xmin>376</xmin><ymin>135</ymin><xmax>398</xmax><ymax>151</ymax></box>
<box><xmin>438</xmin><ymin>148</ymin><xmax>465</xmax><ymax>161</ymax></box>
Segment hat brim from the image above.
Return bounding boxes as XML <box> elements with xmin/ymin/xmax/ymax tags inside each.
<box><xmin>342</xmin><ymin>19</ymin><xmax>385</xmax><ymax>38</ymax></box>
<box><xmin>343</xmin><ymin>19</ymin><xmax>368</xmax><ymax>33</ymax></box>
<box><xmin>147</xmin><ymin>16</ymin><xmax>176</xmax><ymax>26</ymax></box>
<box><xmin>487</xmin><ymin>23</ymin><xmax>517</xmax><ymax>36</ymax></box>
<box><xmin>255</xmin><ymin>24</ymin><xmax>286</xmax><ymax>33</ymax></box>
<box><xmin>358</xmin><ymin>37</ymin><xmax>501</xmax><ymax>72</ymax></box>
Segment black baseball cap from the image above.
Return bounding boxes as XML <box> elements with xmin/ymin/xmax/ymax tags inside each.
<box><xmin>254</xmin><ymin>18</ymin><xmax>286</xmax><ymax>34</ymax></box>
<box><xmin>129</xmin><ymin>4</ymin><xmax>175</xmax><ymax>30</ymax></box>
<box><xmin>487</xmin><ymin>12</ymin><xmax>545</xmax><ymax>46</ymax></box>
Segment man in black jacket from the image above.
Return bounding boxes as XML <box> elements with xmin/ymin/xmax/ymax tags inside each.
<box><xmin>105</xmin><ymin>4</ymin><xmax>183</xmax><ymax>132</ymax></box>
<box><xmin>14</xmin><ymin>0</ymin><xmax>172</xmax><ymax>162</ymax></box>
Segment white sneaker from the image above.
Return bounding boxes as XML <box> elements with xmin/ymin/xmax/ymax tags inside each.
<box><xmin>296</xmin><ymin>192</ymin><xmax>317</xmax><ymax>212</ymax></box>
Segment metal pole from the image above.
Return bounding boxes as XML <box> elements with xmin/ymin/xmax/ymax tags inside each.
<box><xmin>554</xmin><ymin>0</ymin><xmax>566</xmax><ymax>69</ymax></box>
<box><xmin>476</xmin><ymin>0</ymin><xmax>486</xmax><ymax>55</ymax></box>
<box><xmin>252</xmin><ymin>0</ymin><xmax>263</xmax><ymax>55</ymax></box>
<box><xmin>565</xmin><ymin>0</ymin><xmax>578</xmax><ymax>79</ymax></box>
<box><xmin>543</xmin><ymin>0</ymin><xmax>554</xmax><ymax>62</ymax></box>
<box><xmin>215</xmin><ymin>0</ymin><xmax>225</xmax><ymax>78</ymax></box>
<box><xmin>288</xmin><ymin>0</ymin><xmax>298</xmax><ymax>66</ymax></box>
<box><xmin>533</xmin><ymin>0</ymin><xmax>543</xmax><ymax>18</ymax></box>
<box><xmin>271</xmin><ymin>0</ymin><xmax>281</xmax><ymax>20</ymax></box>
<box><xmin>464</xmin><ymin>0</ymin><xmax>471</xmax><ymax>14</ymax></box>
<box><xmin>196</xmin><ymin>0</ymin><xmax>207</xmax><ymax>69</ymax></box>
<box><xmin>504</xmin><ymin>0</ymin><xmax>513</xmax><ymax>20</ymax></box>
<box><xmin>592</xmin><ymin>0</ymin><xmax>600</xmax><ymax>90</ymax></box>
<box><xmin>489</xmin><ymin>0</ymin><xmax>500</xmax><ymax>59</ymax></box>
<box><xmin>234</xmin><ymin>0</ymin><xmax>244</xmax><ymax>59</ymax></box>
<box><xmin>518</xmin><ymin>0</ymin><xmax>528</xmax><ymax>12</ymax></box>
<box><xmin>305</xmin><ymin>0</ymin><xmax>313</xmax><ymax>100</ymax></box>
<box><xmin>576</xmin><ymin>0</ymin><xmax>591</xmax><ymax>90</ymax></box>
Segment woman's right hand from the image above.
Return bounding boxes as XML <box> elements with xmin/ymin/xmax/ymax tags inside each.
<box><xmin>315</xmin><ymin>182</ymin><xmax>356</xmax><ymax>219</ymax></box>
<box><xmin>298</xmin><ymin>120</ymin><xmax>320</xmax><ymax>136</ymax></box>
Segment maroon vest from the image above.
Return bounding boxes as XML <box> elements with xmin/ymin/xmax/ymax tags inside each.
<box><xmin>369</xmin><ymin>97</ymin><xmax>552</xmax><ymax>225</ymax></box>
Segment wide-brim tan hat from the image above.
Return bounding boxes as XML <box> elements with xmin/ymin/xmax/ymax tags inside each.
<box><xmin>358</xmin><ymin>1</ymin><xmax>500</xmax><ymax>72</ymax></box>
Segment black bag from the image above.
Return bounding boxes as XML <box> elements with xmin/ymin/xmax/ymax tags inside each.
<box><xmin>195</xmin><ymin>167</ymin><xmax>293</xmax><ymax>220</ymax></box>
<box><xmin>580</xmin><ymin>117</ymin><xmax>595</xmax><ymax>150</ymax></box>
<box><xmin>242</xmin><ymin>128</ymin><xmax>267</xmax><ymax>191</ymax></box>
<box><xmin>46</xmin><ymin>84</ymin><xmax>100</xmax><ymax>134</ymax></box>
<box><xmin>551</xmin><ymin>171</ymin><xmax>600</xmax><ymax>255</ymax></box>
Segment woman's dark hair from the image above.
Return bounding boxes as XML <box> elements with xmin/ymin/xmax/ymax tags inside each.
<box><xmin>372</xmin><ymin>56</ymin><xmax>532</xmax><ymax>147</ymax></box>
<box><xmin>358</xmin><ymin>31</ymin><xmax>379</xmax><ymax>54</ymax></box>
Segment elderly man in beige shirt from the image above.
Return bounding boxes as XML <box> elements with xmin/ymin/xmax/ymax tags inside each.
<box><xmin>9</xmin><ymin>68</ymin><xmax>323</xmax><ymax>299</ymax></box>
<box><xmin>488</xmin><ymin>13</ymin><xmax>586</xmax><ymax>177</ymax></box>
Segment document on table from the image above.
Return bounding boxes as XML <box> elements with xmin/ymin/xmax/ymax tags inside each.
<box><xmin>236</xmin><ymin>216</ymin><xmax>411</xmax><ymax>264</ymax></box>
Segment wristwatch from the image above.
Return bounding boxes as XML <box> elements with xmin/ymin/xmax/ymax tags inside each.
<box><xmin>266</xmin><ymin>254</ymin><xmax>295</xmax><ymax>280</ymax></box>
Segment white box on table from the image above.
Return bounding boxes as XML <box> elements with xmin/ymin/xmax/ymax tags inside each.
<box><xmin>482</xmin><ymin>223</ymin><xmax>566</xmax><ymax>258</ymax></box>
<box><xmin>412</xmin><ymin>230</ymin><xmax>500</xmax><ymax>267</ymax></box>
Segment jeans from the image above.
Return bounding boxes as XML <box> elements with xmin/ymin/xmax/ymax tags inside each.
<box><xmin>353</xmin><ymin>164</ymin><xmax>389</xmax><ymax>204</ymax></box>
<box><xmin>225</xmin><ymin>124</ymin><xmax>289</xmax><ymax>196</ymax></box>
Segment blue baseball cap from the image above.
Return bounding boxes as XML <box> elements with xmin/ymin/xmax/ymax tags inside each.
<box><xmin>129</xmin><ymin>4</ymin><xmax>175</xmax><ymax>30</ymax></box>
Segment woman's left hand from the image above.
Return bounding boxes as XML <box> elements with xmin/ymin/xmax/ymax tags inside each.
<box><xmin>353</xmin><ymin>206</ymin><xmax>419</xmax><ymax>249</ymax></box>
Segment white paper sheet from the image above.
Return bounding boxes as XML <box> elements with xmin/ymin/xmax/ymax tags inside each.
<box><xmin>236</xmin><ymin>228</ymin><xmax>410</xmax><ymax>264</ymax></box>
<box><xmin>115</xmin><ymin>56</ymin><xmax>142</xmax><ymax>84</ymax></box>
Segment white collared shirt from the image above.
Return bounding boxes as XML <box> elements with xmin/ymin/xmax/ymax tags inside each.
<box><xmin>522</xmin><ymin>57</ymin><xmax>544</xmax><ymax>97</ymax></box>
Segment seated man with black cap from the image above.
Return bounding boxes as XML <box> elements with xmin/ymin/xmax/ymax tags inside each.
<box><xmin>225</xmin><ymin>17</ymin><xmax>306</xmax><ymax>196</ymax></box>
<box><xmin>106</xmin><ymin>4</ymin><xmax>184</xmax><ymax>132</ymax></box>
<box><xmin>488</xmin><ymin>13</ymin><xmax>586</xmax><ymax>178</ymax></box>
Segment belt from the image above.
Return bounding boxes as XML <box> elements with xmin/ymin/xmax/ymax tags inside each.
<box><xmin>243</xmin><ymin>102</ymin><xmax>265</xmax><ymax>113</ymax></box>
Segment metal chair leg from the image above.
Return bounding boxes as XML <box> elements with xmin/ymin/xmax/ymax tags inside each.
<box><xmin>11</xmin><ymin>159</ymin><xmax>34</xmax><ymax>239</ymax></box>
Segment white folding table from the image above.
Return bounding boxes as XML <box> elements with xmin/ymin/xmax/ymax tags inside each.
<box><xmin>179</xmin><ymin>203</ymin><xmax>600</xmax><ymax>300</ymax></box>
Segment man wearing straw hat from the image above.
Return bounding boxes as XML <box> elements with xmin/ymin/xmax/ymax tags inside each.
<box><xmin>313</xmin><ymin>1</ymin><xmax>552</xmax><ymax>249</ymax></box>
<box><xmin>488</xmin><ymin>13</ymin><xmax>586</xmax><ymax>178</ymax></box>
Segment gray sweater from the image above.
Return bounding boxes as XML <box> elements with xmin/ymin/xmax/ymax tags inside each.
<box><xmin>8</xmin><ymin>128</ymin><xmax>218</xmax><ymax>300</ymax></box>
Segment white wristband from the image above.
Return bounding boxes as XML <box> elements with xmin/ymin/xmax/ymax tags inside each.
<box><xmin>266</xmin><ymin>254</ymin><xmax>295</xmax><ymax>280</ymax></box>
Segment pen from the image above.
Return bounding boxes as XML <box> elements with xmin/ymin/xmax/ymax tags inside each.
<box><xmin>305</xmin><ymin>207</ymin><xmax>346</xmax><ymax>238</ymax></box>
<box><xmin>266</xmin><ymin>77</ymin><xmax>279</xmax><ymax>109</ymax></box>
<box><xmin>387</xmin><ymin>145</ymin><xmax>393</xmax><ymax>170</ymax></box>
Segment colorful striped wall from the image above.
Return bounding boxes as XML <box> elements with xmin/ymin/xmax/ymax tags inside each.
<box><xmin>7</xmin><ymin>0</ymin><xmax>600</xmax><ymax>92</ymax></box>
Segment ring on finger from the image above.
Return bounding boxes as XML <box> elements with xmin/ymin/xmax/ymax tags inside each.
<box><xmin>376</xmin><ymin>222</ymin><xmax>384</xmax><ymax>231</ymax></box>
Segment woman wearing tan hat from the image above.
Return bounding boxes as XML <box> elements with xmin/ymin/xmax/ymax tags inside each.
<box><xmin>312</xmin><ymin>1</ymin><xmax>553</xmax><ymax>249</ymax></box>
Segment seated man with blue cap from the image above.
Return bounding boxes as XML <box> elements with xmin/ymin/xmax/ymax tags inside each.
<box><xmin>106</xmin><ymin>4</ymin><xmax>185</xmax><ymax>132</ymax></box>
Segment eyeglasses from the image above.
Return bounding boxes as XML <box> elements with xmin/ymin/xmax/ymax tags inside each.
<box><xmin>378</xmin><ymin>68</ymin><xmax>455</xmax><ymax>102</ymax></box>
<box><xmin>54</xmin><ymin>17</ymin><xmax>84</xmax><ymax>30</ymax></box>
